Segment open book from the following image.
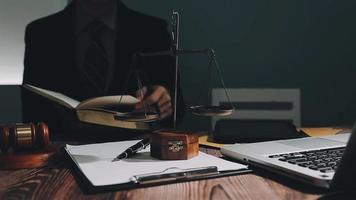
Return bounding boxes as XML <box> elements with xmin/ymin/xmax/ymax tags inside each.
<box><xmin>23</xmin><ymin>84</ymin><xmax>157</xmax><ymax>130</ymax></box>
<box><xmin>64</xmin><ymin>140</ymin><xmax>250</xmax><ymax>191</ymax></box>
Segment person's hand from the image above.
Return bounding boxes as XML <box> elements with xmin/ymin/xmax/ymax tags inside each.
<box><xmin>135</xmin><ymin>85</ymin><xmax>172</xmax><ymax>120</ymax></box>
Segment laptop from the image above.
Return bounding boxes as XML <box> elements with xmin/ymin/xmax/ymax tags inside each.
<box><xmin>221</xmin><ymin>128</ymin><xmax>356</xmax><ymax>190</ymax></box>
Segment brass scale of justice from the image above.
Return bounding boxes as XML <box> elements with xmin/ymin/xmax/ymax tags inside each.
<box><xmin>116</xmin><ymin>11</ymin><xmax>235</xmax><ymax>128</ymax></box>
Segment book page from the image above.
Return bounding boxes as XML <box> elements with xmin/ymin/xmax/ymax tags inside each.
<box><xmin>24</xmin><ymin>84</ymin><xmax>139</xmax><ymax>111</ymax></box>
<box><xmin>65</xmin><ymin>140</ymin><xmax>247</xmax><ymax>186</ymax></box>
<box><xmin>77</xmin><ymin>95</ymin><xmax>139</xmax><ymax>110</ymax></box>
<box><xmin>24</xmin><ymin>84</ymin><xmax>80</xmax><ymax>108</ymax></box>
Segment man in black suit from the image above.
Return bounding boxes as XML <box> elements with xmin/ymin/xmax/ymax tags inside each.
<box><xmin>22</xmin><ymin>0</ymin><xmax>184</xmax><ymax>139</ymax></box>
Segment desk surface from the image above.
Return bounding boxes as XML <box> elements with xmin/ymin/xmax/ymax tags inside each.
<box><xmin>0</xmin><ymin>85</ymin><xmax>352</xmax><ymax>199</ymax></box>
<box><xmin>0</xmin><ymin>144</ymin><xmax>325</xmax><ymax>200</ymax></box>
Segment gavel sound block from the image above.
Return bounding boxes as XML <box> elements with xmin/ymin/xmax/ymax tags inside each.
<box><xmin>0</xmin><ymin>123</ymin><xmax>56</xmax><ymax>169</ymax></box>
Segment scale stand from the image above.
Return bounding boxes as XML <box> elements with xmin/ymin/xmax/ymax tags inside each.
<box><xmin>117</xmin><ymin>11</ymin><xmax>235</xmax><ymax>128</ymax></box>
<box><xmin>134</xmin><ymin>11</ymin><xmax>235</xmax><ymax>128</ymax></box>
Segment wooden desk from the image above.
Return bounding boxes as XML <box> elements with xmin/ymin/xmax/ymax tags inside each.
<box><xmin>0</xmin><ymin>144</ymin><xmax>325</xmax><ymax>200</ymax></box>
<box><xmin>0</xmin><ymin>84</ymin><xmax>350</xmax><ymax>199</ymax></box>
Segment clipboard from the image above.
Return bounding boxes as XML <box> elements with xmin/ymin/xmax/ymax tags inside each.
<box><xmin>63</xmin><ymin>140</ymin><xmax>251</xmax><ymax>192</ymax></box>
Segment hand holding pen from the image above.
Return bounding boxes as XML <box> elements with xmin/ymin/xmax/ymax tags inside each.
<box><xmin>112</xmin><ymin>138</ymin><xmax>150</xmax><ymax>162</ymax></box>
<box><xmin>135</xmin><ymin>86</ymin><xmax>173</xmax><ymax>120</ymax></box>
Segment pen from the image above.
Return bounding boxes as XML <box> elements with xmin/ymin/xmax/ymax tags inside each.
<box><xmin>131</xmin><ymin>166</ymin><xmax>219</xmax><ymax>184</ymax></box>
<box><xmin>112</xmin><ymin>138</ymin><xmax>150</xmax><ymax>162</ymax></box>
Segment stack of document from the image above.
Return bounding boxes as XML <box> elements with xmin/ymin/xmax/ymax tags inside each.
<box><xmin>64</xmin><ymin>140</ymin><xmax>248</xmax><ymax>189</ymax></box>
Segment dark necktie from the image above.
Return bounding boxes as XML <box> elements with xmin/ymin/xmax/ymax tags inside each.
<box><xmin>82</xmin><ymin>20</ymin><xmax>109</xmax><ymax>96</ymax></box>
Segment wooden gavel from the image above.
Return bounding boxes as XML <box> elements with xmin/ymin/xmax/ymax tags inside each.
<box><xmin>0</xmin><ymin>122</ymin><xmax>49</xmax><ymax>153</ymax></box>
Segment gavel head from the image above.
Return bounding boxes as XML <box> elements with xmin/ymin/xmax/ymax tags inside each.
<box><xmin>0</xmin><ymin>122</ymin><xmax>49</xmax><ymax>153</ymax></box>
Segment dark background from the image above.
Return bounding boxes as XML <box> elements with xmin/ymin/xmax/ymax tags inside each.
<box><xmin>124</xmin><ymin>0</ymin><xmax>356</xmax><ymax>130</ymax></box>
<box><xmin>1</xmin><ymin>0</ymin><xmax>356</xmax><ymax>131</ymax></box>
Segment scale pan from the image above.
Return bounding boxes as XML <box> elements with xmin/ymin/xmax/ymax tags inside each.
<box><xmin>189</xmin><ymin>105</ymin><xmax>234</xmax><ymax>117</ymax></box>
<box><xmin>115</xmin><ymin>111</ymin><xmax>159</xmax><ymax>122</ymax></box>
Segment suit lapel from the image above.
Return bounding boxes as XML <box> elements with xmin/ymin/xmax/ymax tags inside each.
<box><xmin>55</xmin><ymin>3</ymin><xmax>85</xmax><ymax>99</ymax></box>
<box><xmin>108</xmin><ymin>2</ymin><xmax>137</xmax><ymax>94</ymax></box>
<box><xmin>61</xmin><ymin>5</ymin><xmax>76</xmax><ymax>74</ymax></box>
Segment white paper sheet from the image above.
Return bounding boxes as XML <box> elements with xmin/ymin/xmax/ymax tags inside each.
<box><xmin>65</xmin><ymin>140</ymin><xmax>247</xmax><ymax>186</ymax></box>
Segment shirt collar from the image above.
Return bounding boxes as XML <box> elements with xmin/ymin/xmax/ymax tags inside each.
<box><xmin>75</xmin><ymin>3</ymin><xmax>117</xmax><ymax>35</ymax></box>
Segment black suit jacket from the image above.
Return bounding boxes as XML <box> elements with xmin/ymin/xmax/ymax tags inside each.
<box><xmin>22</xmin><ymin>2</ymin><xmax>184</xmax><ymax>138</ymax></box>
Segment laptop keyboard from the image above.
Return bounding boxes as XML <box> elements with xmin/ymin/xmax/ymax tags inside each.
<box><xmin>268</xmin><ymin>147</ymin><xmax>345</xmax><ymax>173</ymax></box>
